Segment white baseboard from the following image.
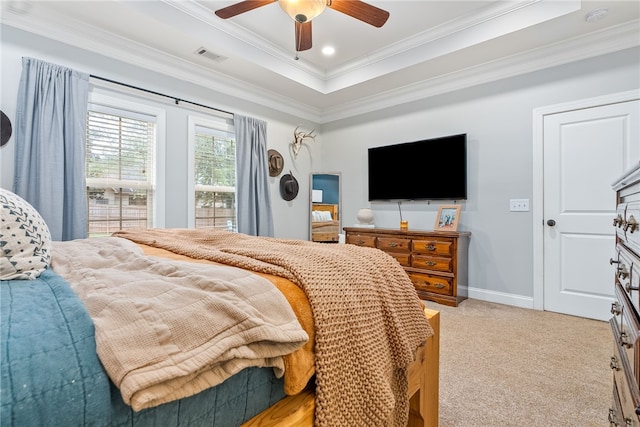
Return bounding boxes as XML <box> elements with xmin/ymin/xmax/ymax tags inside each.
<box><xmin>464</xmin><ymin>286</ymin><xmax>535</xmax><ymax>310</ymax></box>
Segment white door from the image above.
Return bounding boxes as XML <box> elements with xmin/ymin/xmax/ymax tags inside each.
<box><xmin>542</xmin><ymin>99</ymin><xmax>639</xmax><ymax>320</ymax></box>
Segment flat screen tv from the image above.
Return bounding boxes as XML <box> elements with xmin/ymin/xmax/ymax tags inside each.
<box><xmin>368</xmin><ymin>133</ymin><xmax>467</xmax><ymax>201</ymax></box>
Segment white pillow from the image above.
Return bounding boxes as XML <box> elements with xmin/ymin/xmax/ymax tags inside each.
<box><xmin>0</xmin><ymin>189</ymin><xmax>52</xmax><ymax>280</ymax></box>
<box><xmin>312</xmin><ymin>210</ymin><xmax>332</xmax><ymax>221</ymax></box>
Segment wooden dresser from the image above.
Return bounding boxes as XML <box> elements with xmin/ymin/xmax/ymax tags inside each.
<box><xmin>344</xmin><ymin>227</ymin><xmax>470</xmax><ymax>306</ymax></box>
<box><xmin>610</xmin><ymin>162</ymin><xmax>640</xmax><ymax>426</ymax></box>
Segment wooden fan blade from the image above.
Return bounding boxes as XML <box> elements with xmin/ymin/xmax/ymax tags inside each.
<box><xmin>215</xmin><ymin>0</ymin><xmax>275</xmax><ymax>19</ymax></box>
<box><xmin>295</xmin><ymin>21</ymin><xmax>312</xmax><ymax>52</ymax></box>
<box><xmin>329</xmin><ymin>0</ymin><xmax>389</xmax><ymax>27</ymax></box>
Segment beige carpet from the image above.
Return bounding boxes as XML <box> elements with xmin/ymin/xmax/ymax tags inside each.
<box><xmin>427</xmin><ymin>299</ymin><xmax>611</xmax><ymax>427</ymax></box>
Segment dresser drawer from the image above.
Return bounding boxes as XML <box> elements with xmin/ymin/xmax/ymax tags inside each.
<box><xmin>617</xmin><ymin>245</ymin><xmax>638</xmax><ymax>312</ymax></box>
<box><xmin>411</xmin><ymin>255</ymin><xmax>453</xmax><ymax>272</ymax></box>
<box><xmin>614</xmin><ymin>284</ymin><xmax>640</xmax><ymax>383</ymax></box>
<box><xmin>626</xmin><ymin>201</ymin><xmax>640</xmax><ymax>255</ymax></box>
<box><xmin>412</xmin><ymin>239</ymin><xmax>453</xmax><ymax>257</ymax></box>
<box><xmin>612</xmin><ymin>376</ymin><xmax>640</xmax><ymax>427</ymax></box>
<box><xmin>409</xmin><ymin>272</ymin><xmax>452</xmax><ymax>295</ymax></box>
<box><xmin>610</xmin><ymin>382</ymin><xmax>625</xmax><ymax>427</ymax></box>
<box><xmin>611</xmin><ymin>318</ymin><xmax>640</xmax><ymax>425</ymax></box>
<box><xmin>377</xmin><ymin>237</ymin><xmax>410</xmax><ymax>252</ymax></box>
<box><xmin>388</xmin><ymin>252</ymin><xmax>410</xmax><ymax>267</ymax></box>
<box><xmin>346</xmin><ymin>234</ymin><xmax>376</xmax><ymax>248</ymax></box>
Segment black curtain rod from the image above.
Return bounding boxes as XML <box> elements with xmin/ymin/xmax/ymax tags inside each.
<box><xmin>90</xmin><ymin>75</ymin><xmax>234</xmax><ymax>116</ymax></box>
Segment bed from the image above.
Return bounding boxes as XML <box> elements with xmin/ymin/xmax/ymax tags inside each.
<box><xmin>311</xmin><ymin>203</ymin><xmax>340</xmax><ymax>243</ymax></box>
<box><xmin>0</xmin><ymin>189</ymin><xmax>439</xmax><ymax>427</ymax></box>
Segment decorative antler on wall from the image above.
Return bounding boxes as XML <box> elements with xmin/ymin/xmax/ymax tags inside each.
<box><xmin>291</xmin><ymin>125</ymin><xmax>316</xmax><ymax>158</ymax></box>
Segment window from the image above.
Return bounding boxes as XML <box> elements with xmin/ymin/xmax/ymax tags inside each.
<box><xmin>86</xmin><ymin>103</ymin><xmax>157</xmax><ymax>237</ymax></box>
<box><xmin>189</xmin><ymin>117</ymin><xmax>236</xmax><ymax>230</ymax></box>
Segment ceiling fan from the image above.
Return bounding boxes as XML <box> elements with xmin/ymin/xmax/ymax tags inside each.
<box><xmin>214</xmin><ymin>0</ymin><xmax>390</xmax><ymax>52</ymax></box>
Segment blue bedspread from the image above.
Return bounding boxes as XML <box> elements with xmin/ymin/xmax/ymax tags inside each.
<box><xmin>1</xmin><ymin>269</ymin><xmax>287</xmax><ymax>426</ymax></box>
<box><xmin>1</xmin><ymin>268</ymin><xmax>111</xmax><ymax>426</ymax></box>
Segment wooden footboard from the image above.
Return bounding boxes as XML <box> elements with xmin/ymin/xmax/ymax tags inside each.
<box><xmin>242</xmin><ymin>308</ymin><xmax>440</xmax><ymax>427</ymax></box>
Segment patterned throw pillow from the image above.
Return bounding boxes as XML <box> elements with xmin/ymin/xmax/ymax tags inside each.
<box><xmin>0</xmin><ymin>189</ymin><xmax>52</xmax><ymax>280</ymax></box>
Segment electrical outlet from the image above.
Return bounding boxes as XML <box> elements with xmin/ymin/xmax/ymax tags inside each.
<box><xmin>510</xmin><ymin>199</ymin><xmax>530</xmax><ymax>212</ymax></box>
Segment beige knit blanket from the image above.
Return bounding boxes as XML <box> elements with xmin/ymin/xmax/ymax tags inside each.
<box><xmin>113</xmin><ymin>228</ymin><xmax>433</xmax><ymax>426</ymax></box>
<box><xmin>50</xmin><ymin>237</ymin><xmax>309</xmax><ymax>411</ymax></box>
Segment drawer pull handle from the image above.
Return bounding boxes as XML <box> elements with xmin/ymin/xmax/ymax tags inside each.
<box><xmin>608</xmin><ymin>408</ymin><xmax>617</xmax><ymax>425</ymax></box>
<box><xmin>420</xmin><ymin>281</ymin><xmax>445</xmax><ymax>289</ymax></box>
<box><xmin>388</xmin><ymin>242</ymin><xmax>398</xmax><ymax>247</ymax></box>
<box><xmin>614</xmin><ymin>214</ymin><xmax>624</xmax><ymax>227</ymax></box>
<box><xmin>610</xmin><ymin>356</ymin><xmax>620</xmax><ymax>371</ymax></box>
<box><xmin>356</xmin><ymin>240</ymin><xmax>365</xmax><ymax>245</ymax></box>
<box><xmin>617</xmin><ymin>264</ymin><xmax>629</xmax><ymax>280</ymax></box>
<box><xmin>619</xmin><ymin>331</ymin><xmax>632</xmax><ymax>348</ymax></box>
<box><xmin>425</xmin><ymin>245</ymin><xmax>436</xmax><ymax>251</ymax></box>
<box><xmin>625</xmin><ymin>283</ymin><xmax>639</xmax><ymax>293</ymax></box>
<box><xmin>426</xmin><ymin>261</ymin><xmax>437</xmax><ymax>266</ymax></box>
<box><xmin>611</xmin><ymin>301</ymin><xmax>621</xmax><ymax>316</ymax></box>
<box><xmin>624</xmin><ymin>215</ymin><xmax>638</xmax><ymax>233</ymax></box>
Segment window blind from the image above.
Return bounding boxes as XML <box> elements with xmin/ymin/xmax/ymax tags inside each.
<box><xmin>86</xmin><ymin>107</ymin><xmax>156</xmax><ymax>235</ymax></box>
<box><xmin>194</xmin><ymin>124</ymin><xmax>236</xmax><ymax>229</ymax></box>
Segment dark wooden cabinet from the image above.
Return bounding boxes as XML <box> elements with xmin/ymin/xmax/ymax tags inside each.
<box><xmin>610</xmin><ymin>162</ymin><xmax>640</xmax><ymax>426</ymax></box>
<box><xmin>344</xmin><ymin>227</ymin><xmax>470</xmax><ymax>307</ymax></box>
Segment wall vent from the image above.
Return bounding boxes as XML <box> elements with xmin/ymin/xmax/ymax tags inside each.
<box><xmin>193</xmin><ymin>47</ymin><xmax>227</xmax><ymax>63</ymax></box>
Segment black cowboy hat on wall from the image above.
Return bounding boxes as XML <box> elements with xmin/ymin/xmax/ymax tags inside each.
<box><xmin>279</xmin><ymin>171</ymin><xmax>299</xmax><ymax>201</ymax></box>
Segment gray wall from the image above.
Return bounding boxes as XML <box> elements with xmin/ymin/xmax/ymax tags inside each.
<box><xmin>321</xmin><ymin>47</ymin><xmax>640</xmax><ymax>303</ymax></box>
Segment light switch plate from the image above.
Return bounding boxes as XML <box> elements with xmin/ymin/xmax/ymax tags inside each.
<box><xmin>510</xmin><ymin>199</ymin><xmax>530</xmax><ymax>212</ymax></box>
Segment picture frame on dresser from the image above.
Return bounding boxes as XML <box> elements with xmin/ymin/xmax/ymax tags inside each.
<box><xmin>435</xmin><ymin>205</ymin><xmax>461</xmax><ymax>231</ymax></box>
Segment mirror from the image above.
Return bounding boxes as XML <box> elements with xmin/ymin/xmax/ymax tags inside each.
<box><xmin>309</xmin><ymin>173</ymin><xmax>341</xmax><ymax>242</ymax></box>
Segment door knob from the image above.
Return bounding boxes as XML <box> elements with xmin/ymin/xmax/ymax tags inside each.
<box><xmin>547</xmin><ymin>219</ymin><xmax>556</xmax><ymax>226</ymax></box>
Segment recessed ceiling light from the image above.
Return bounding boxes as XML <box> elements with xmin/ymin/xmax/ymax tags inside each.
<box><xmin>585</xmin><ymin>8</ymin><xmax>608</xmax><ymax>23</ymax></box>
<box><xmin>322</xmin><ymin>46</ymin><xmax>335</xmax><ymax>56</ymax></box>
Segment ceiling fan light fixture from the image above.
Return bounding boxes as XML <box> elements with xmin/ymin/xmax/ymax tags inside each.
<box><xmin>279</xmin><ymin>0</ymin><xmax>327</xmax><ymax>23</ymax></box>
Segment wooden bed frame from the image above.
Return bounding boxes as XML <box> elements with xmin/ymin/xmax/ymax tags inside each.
<box><xmin>242</xmin><ymin>308</ymin><xmax>440</xmax><ymax>427</ymax></box>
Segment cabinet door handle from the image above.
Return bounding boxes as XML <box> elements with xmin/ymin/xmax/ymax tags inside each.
<box><xmin>611</xmin><ymin>301</ymin><xmax>621</xmax><ymax>316</ymax></box>
<box><xmin>620</xmin><ymin>331</ymin><xmax>633</xmax><ymax>348</ymax></box>
<box><xmin>625</xmin><ymin>215</ymin><xmax>638</xmax><ymax>233</ymax></box>
<box><xmin>617</xmin><ymin>264</ymin><xmax>629</xmax><ymax>280</ymax></box>
<box><xmin>625</xmin><ymin>283</ymin><xmax>639</xmax><ymax>293</ymax></box>
<box><xmin>610</xmin><ymin>356</ymin><xmax>620</xmax><ymax>371</ymax></box>
<box><xmin>614</xmin><ymin>214</ymin><xmax>624</xmax><ymax>227</ymax></box>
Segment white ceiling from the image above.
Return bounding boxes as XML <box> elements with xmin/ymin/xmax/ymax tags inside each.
<box><xmin>1</xmin><ymin>0</ymin><xmax>639</xmax><ymax>122</ymax></box>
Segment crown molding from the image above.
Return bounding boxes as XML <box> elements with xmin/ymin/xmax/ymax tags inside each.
<box><xmin>320</xmin><ymin>20</ymin><xmax>640</xmax><ymax>123</ymax></box>
<box><xmin>1</xmin><ymin>6</ymin><xmax>638</xmax><ymax>124</ymax></box>
<box><xmin>0</xmin><ymin>11</ymin><xmax>322</xmax><ymax>122</ymax></box>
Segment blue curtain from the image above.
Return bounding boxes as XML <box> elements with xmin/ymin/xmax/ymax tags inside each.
<box><xmin>13</xmin><ymin>58</ymin><xmax>90</xmax><ymax>241</ymax></box>
<box><xmin>234</xmin><ymin>114</ymin><xmax>274</xmax><ymax>236</ymax></box>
